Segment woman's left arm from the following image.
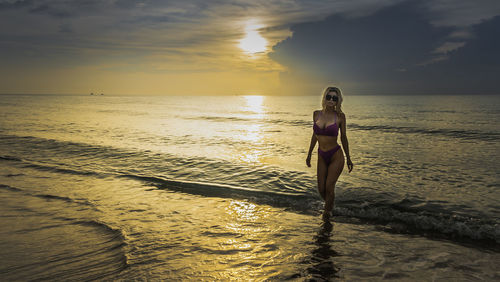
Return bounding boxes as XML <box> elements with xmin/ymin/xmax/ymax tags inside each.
<box><xmin>340</xmin><ymin>113</ymin><xmax>353</xmax><ymax>172</ymax></box>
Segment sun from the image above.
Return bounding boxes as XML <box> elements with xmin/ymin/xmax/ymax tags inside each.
<box><xmin>239</xmin><ymin>21</ymin><xmax>267</xmax><ymax>54</ymax></box>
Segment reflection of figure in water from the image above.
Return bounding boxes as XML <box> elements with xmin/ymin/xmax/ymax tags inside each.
<box><xmin>305</xmin><ymin>221</ymin><xmax>340</xmax><ymax>280</ymax></box>
<box><xmin>306</xmin><ymin>87</ymin><xmax>353</xmax><ymax>220</ymax></box>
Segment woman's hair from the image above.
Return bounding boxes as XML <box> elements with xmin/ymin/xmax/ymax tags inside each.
<box><xmin>321</xmin><ymin>86</ymin><xmax>343</xmax><ymax>115</ymax></box>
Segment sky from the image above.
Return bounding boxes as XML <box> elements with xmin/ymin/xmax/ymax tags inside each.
<box><xmin>1</xmin><ymin>0</ymin><xmax>499</xmax><ymax>95</ymax></box>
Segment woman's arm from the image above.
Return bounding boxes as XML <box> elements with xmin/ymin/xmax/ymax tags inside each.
<box><xmin>340</xmin><ymin>112</ymin><xmax>353</xmax><ymax>172</ymax></box>
<box><xmin>306</xmin><ymin>111</ymin><xmax>318</xmax><ymax>167</ymax></box>
<box><xmin>306</xmin><ymin>133</ymin><xmax>317</xmax><ymax>167</ymax></box>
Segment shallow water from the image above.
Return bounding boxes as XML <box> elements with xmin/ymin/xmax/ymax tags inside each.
<box><xmin>0</xmin><ymin>94</ymin><xmax>499</xmax><ymax>280</ymax></box>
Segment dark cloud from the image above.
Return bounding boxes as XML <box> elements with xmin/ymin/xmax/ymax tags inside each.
<box><xmin>0</xmin><ymin>0</ymin><xmax>128</xmax><ymax>18</ymax></box>
<box><xmin>269</xmin><ymin>0</ymin><xmax>500</xmax><ymax>94</ymax></box>
<box><xmin>29</xmin><ymin>4</ymin><xmax>72</xmax><ymax>18</ymax></box>
<box><xmin>418</xmin><ymin>15</ymin><xmax>500</xmax><ymax>94</ymax></box>
<box><xmin>58</xmin><ymin>23</ymin><xmax>73</xmax><ymax>33</ymax></box>
<box><xmin>0</xmin><ymin>0</ymin><xmax>34</xmax><ymax>10</ymax></box>
<box><xmin>422</xmin><ymin>0</ymin><xmax>500</xmax><ymax>27</ymax></box>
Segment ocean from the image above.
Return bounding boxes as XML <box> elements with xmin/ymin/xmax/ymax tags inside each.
<box><xmin>0</xmin><ymin>94</ymin><xmax>499</xmax><ymax>280</ymax></box>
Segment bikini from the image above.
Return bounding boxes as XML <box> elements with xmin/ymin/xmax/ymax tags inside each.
<box><xmin>313</xmin><ymin>112</ymin><xmax>341</xmax><ymax>166</ymax></box>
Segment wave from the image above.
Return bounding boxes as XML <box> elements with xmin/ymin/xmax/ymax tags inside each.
<box><xmin>5</xmin><ymin>173</ymin><xmax>24</xmax><ymax>177</ymax></box>
<box><xmin>1</xmin><ymin>134</ymin><xmax>498</xmax><ymax>245</ymax></box>
<box><xmin>349</xmin><ymin>123</ymin><xmax>499</xmax><ymax>142</ymax></box>
<box><xmin>0</xmin><ymin>135</ymin><xmax>129</xmax><ymax>159</ymax></box>
<box><xmin>184</xmin><ymin>115</ymin><xmax>311</xmax><ymax>127</ymax></box>
<box><xmin>97</xmin><ymin>109</ymin><xmax>147</xmax><ymax>116</ymax></box>
<box><xmin>73</xmin><ymin>219</ymin><xmax>128</xmax><ymax>246</ymax></box>
<box><xmin>0</xmin><ymin>155</ymin><xmax>22</xmax><ymax>162</ymax></box>
<box><xmin>335</xmin><ymin>198</ymin><xmax>500</xmax><ymax>245</ymax></box>
<box><xmin>416</xmin><ymin>110</ymin><xmax>458</xmax><ymax>113</ymax></box>
<box><xmin>0</xmin><ymin>184</ymin><xmax>121</xmax><ymax>243</ymax></box>
<box><xmin>0</xmin><ymin>184</ymin><xmax>98</xmax><ymax>210</ymax></box>
<box><xmin>181</xmin><ymin>115</ymin><xmax>498</xmax><ymax>142</ymax></box>
<box><xmin>0</xmin><ymin>133</ymin><xmax>311</xmax><ymax>193</ymax></box>
<box><xmin>187</xmin><ymin>116</ymin><xmax>252</xmax><ymax>122</ymax></box>
<box><xmin>119</xmin><ymin>173</ymin><xmax>314</xmax><ymax>212</ymax></box>
<box><xmin>1</xmin><ymin>219</ymin><xmax>128</xmax><ymax>281</ymax></box>
<box><xmin>22</xmin><ymin>162</ymin><xmax>103</xmax><ymax>177</ymax></box>
<box><xmin>121</xmin><ymin>173</ymin><xmax>499</xmax><ymax>246</ymax></box>
<box><xmin>35</xmin><ymin>194</ymin><xmax>96</xmax><ymax>207</ymax></box>
<box><xmin>0</xmin><ymin>183</ymin><xmax>23</xmax><ymax>192</ymax></box>
<box><xmin>0</xmin><ymin>188</ymin><xmax>128</xmax><ymax>281</ymax></box>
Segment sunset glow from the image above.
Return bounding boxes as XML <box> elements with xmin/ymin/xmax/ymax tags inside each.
<box><xmin>239</xmin><ymin>21</ymin><xmax>268</xmax><ymax>54</ymax></box>
<box><xmin>0</xmin><ymin>1</ymin><xmax>497</xmax><ymax>95</ymax></box>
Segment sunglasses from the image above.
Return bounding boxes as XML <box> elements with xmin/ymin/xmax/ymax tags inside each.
<box><xmin>325</xmin><ymin>94</ymin><xmax>338</xmax><ymax>102</ymax></box>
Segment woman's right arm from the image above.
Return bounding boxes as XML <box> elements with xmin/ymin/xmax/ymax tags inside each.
<box><xmin>306</xmin><ymin>111</ymin><xmax>318</xmax><ymax>167</ymax></box>
<box><xmin>306</xmin><ymin>133</ymin><xmax>317</xmax><ymax>167</ymax></box>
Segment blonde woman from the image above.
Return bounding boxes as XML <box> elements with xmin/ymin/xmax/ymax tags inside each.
<box><xmin>306</xmin><ymin>87</ymin><xmax>353</xmax><ymax>220</ymax></box>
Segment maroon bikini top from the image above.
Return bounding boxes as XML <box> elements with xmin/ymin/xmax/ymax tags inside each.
<box><xmin>313</xmin><ymin>112</ymin><xmax>339</xmax><ymax>137</ymax></box>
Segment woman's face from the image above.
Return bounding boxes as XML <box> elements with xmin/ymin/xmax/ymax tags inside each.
<box><xmin>325</xmin><ymin>91</ymin><xmax>338</xmax><ymax>107</ymax></box>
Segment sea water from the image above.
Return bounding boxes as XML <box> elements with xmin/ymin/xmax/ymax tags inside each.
<box><xmin>0</xmin><ymin>94</ymin><xmax>498</xmax><ymax>280</ymax></box>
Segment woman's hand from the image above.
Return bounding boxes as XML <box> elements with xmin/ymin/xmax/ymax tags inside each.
<box><xmin>347</xmin><ymin>157</ymin><xmax>353</xmax><ymax>172</ymax></box>
<box><xmin>306</xmin><ymin>154</ymin><xmax>312</xmax><ymax>167</ymax></box>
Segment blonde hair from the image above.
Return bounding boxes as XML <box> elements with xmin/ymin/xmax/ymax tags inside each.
<box><xmin>321</xmin><ymin>86</ymin><xmax>343</xmax><ymax>115</ymax></box>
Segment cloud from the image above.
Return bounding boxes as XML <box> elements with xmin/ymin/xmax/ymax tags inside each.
<box><xmin>432</xmin><ymin>41</ymin><xmax>466</xmax><ymax>54</ymax></box>
<box><xmin>269</xmin><ymin>1</ymin><xmax>500</xmax><ymax>94</ymax></box>
<box><xmin>1</xmin><ymin>0</ymin><xmax>499</xmax><ymax>94</ymax></box>
<box><xmin>416</xmin><ymin>55</ymin><xmax>449</xmax><ymax>67</ymax></box>
<box><xmin>0</xmin><ymin>0</ymin><xmax>409</xmax><ymax>74</ymax></box>
<box><xmin>423</xmin><ymin>0</ymin><xmax>500</xmax><ymax>27</ymax></box>
<box><xmin>448</xmin><ymin>29</ymin><xmax>474</xmax><ymax>39</ymax></box>
<box><xmin>416</xmin><ymin>41</ymin><xmax>467</xmax><ymax>66</ymax></box>
<box><xmin>58</xmin><ymin>23</ymin><xmax>73</xmax><ymax>33</ymax></box>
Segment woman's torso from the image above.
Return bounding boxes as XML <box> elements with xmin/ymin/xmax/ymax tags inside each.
<box><xmin>313</xmin><ymin>110</ymin><xmax>340</xmax><ymax>151</ymax></box>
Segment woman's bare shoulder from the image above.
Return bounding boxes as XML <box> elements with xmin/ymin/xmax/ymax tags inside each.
<box><xmin>339</xmin><ymin>112</ymin><xmax>347</xmax><ymax>124</ymax></box>
<box><xmin>313</xmin><ymin>110</ymin><xmax>322</xmax><ymax>120</ymax></box>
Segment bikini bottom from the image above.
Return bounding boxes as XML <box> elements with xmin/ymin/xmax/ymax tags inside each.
<box><xmin>318</xmin><ymin>145</ymin><xmax>341</xmax><ymax>166</ymax></box>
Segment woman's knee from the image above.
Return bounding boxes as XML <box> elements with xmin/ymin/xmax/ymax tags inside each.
<box><xmin>317</xmin><ymin>174</ymin><xmax>326</xmax><ymax>187</ymax></box>
<box><xmin>325</xmin><ymin>176</ymin><xmax>338</xmax><ymax>188</ymax></box>
<box><xmin>317</xmin><ymin>181</ymin><xmax>325</xmax><ymax>193</ymax></box>
<box><xmin>325</xmin><ymin>183</ymin><xmax>336</xmax><ymax>195</ymax></box>
<box><xmin>317</xmin><ymin>165</ymin><xmax>327</xmax><ymax>189</ymax></box>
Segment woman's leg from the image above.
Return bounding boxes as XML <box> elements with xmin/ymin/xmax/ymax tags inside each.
<box><xmin>323</xmin><ymin>150</ymin><xmax>345</xmax><ymax>217</ymax></box>
<box><xmin>317</xmin><ymin>152</ymin><xmax>328</xmax><ymax>201</ymax></box>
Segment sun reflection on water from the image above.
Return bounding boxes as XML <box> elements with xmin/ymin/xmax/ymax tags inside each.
<box><xmin>227</xmin><ymin>200</ymin><xmax>259</xmax><ymax>221</ymax></box>
<box><xmin>244</xmin><ymin>95</ymin><xmax>264</xmax><ymax>115</ymax></box>
<box><xmin>239</xmin><ymin>96</ymin><xmax>266</xmax><ymax>164</ymax></box>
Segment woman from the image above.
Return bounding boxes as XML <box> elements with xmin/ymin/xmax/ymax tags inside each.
<box><xmin>306</xmin><ymin>87</ymin><xmax>353</xmax><ymax>220</ymax></box>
